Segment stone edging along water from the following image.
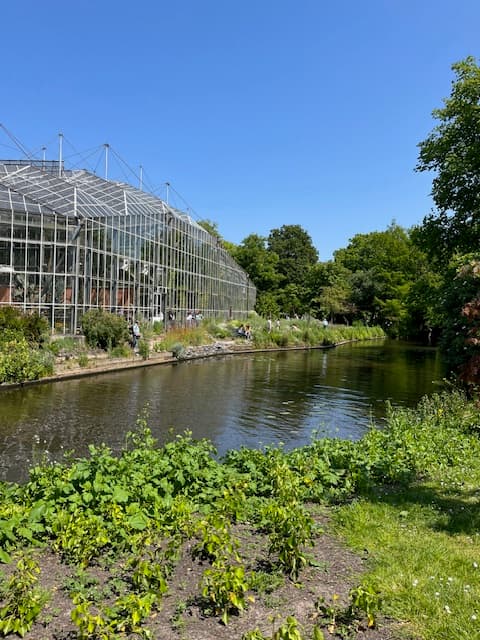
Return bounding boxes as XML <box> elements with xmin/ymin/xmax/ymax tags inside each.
<box><xmin>2</xmin><ymin>338</ymin><xmax>350</xmax><ymax>390</ymax></box>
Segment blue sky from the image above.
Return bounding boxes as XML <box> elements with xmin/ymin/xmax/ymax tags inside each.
<box><xmin>1</xmin><ymin>0</ymin><xmax>479</xmax><ymax>259</ymax></box>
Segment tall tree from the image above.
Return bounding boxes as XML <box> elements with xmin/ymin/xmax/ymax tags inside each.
<box><xmin>267</xmin><ymin>225</ymin><xmax>318</xmax><ymax>286</ymax></box>
<box><xmin>416</xmin><ymin>56</ymin><xmax>480</xmax><ymax>260</ymax></box>
<box><xmin>334</xmin><ymin>223</ymin><xmax>423</xmax><ymax>334</ymax></box>
<box><xmin>197</xmin><ymin>218</ymin><xmax>222</xmax><ymax>239</ymax></box>
<box><xmin>234</xmin><ymin>234</ymin><xmax>282</xmax><ymax>293</ymax></box>
<box><xmin>306</xmin><ymin>262</ymin><xmax>354</xmax><ymax>322</ymax></box>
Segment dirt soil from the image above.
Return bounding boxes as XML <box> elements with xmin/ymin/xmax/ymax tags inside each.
<box><xmin>8</xmin><ymin>513</ymin><xmax>407</xmax><ymax>640</ymax></box>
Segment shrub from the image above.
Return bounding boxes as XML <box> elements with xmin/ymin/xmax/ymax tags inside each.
<box><xmin>137</xmin><ymin>339</ymin><xmax>150</xmax><ymax>360</ymax></box>
<box><xmin>77</xmin><ymin>353</ymin><xmax>89</xmax><ymax>368</ymax></box>
<box><xmin>0</xmin><ymin>306</ymin><xmax>49</xmax><ymax>345</ymax></box>
<box><xmin>170</xmin><ymin>343</ymin><xmax>184</xmax><ymax>358</ymax></box>
<box><xmin>0</xmin><ymin>336</ymin><xmax>54</xmax><ymax>384</ymax></box>
<box><xmin>80</xmin><ymin>310</ymin><xmax>129</xmax><ymax>350</ymax></box>
<box><xmin>21</xmin><ymin>313</ymin><xmax>49</xmax><ymax>345</ymax></box>
<box><xmin>109</xmin><ymin>344</ymin><xmax>131</xmax><ymax>358</ymax></box>
<box><xmin>152</xmin><ymin>320</ymin><xmax>163</xmax><ymax>335</ymax></box>
<box><xmin>273</xmin><ymin>333</ymin><xmax>289</xmax><ymax>348</ymax></box>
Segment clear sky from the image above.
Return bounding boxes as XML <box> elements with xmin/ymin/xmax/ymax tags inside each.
<box><xmin>1</xmin><ymin>0</ymin><xmax>479</xmax><ymax>259</ymax></box>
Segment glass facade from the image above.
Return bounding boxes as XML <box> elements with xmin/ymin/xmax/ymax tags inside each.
<box><xmin>0</xmin><ymin>161</ymin><xmax>255</xmax><ymax>333</ymax></box>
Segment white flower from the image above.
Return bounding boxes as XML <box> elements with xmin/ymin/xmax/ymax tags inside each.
<box><xmin>473</xmin><ymin>562</ymin><xmax>478</xmax><ymax>568</ymax></box>
<box><xmin>447</xmin><ymin>577</ymin><xmax>453</xmax><ymax>582</ymax></box>
<box><xmin>435</xmin><ymin>592</ymin><xmax>440</xmax><ymax>597</ymax></box>
<box><xmin>472</xmin><ymin>614</ymin><xmax>477</xmax><ymax>621</ymax></box>
<box><xmin>412</xmin><ymin>579</ymin><xmax>418</xmax><ymax>587</ymax></box>
<box><xmin>444</xmin><ymin>605</ymin><xmax>451</xmax><ymax>614</ymax></box>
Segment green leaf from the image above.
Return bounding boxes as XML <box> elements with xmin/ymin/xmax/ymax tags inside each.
<box><xmin>112</xmin><ymin>486</ymin><xmax>130</xmax><ymax>503</ymax></box>
<box><xmin>313</xmin><ymin>626</ymin><xmax>325</xmax><ymax>640</ymax></box>
<box><xmin>127</xmin><ymin>512</ymin><xmax>149</xmax><ymax>530</ymax></box>
<box><xmin>0</xmin><ymin>548</ymin><xmax>11</xmax><ymax>563</ymax></box>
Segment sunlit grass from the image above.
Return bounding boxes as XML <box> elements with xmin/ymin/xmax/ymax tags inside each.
<box><xmin>333</xmin><ymin>472</ymin><xmax>480</xmax><ymax>639</ymax></box>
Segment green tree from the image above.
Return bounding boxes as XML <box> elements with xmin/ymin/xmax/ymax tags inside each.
<box><xmin>306</xmin><ymin>262</ymin><xmax>354</xmax><ymax>322</ymax></box>
<box><xmin>234</xmin><ymin>234</ymin><xmax>282</xmax><ymax>294</ymax></box>
<box><xmin>197</xmin><ymin>219</ymin><xmax>238</xmax><ymax>257</ymax></box>
<box><xmin>198</xmin><ymin>219</ymin><xmax>222</xmax><ymax>240</ymax></box>
<box><xmin>275</xmin><ymin>283</ymin><xmax>307</xmax><ymax>317</ymax></box>
<box><xmin>267</xmin><ymin>225</ymin><xmax>318</xmax><ymax>287</ymax></box>
<box><xmin>334</xmin><ymin>223</ymin><xmax>423</xmax><ymax>335</ymax></box>
<box><xmin>253</xmin><ymin>291</ymin><xmax>280</xmax><ymax>318</ymax></box>
<box><xmin>429</xmin><ymin>254</ymin><xmax>480</xmax><ymax>386</ymax></box>
<box><xmin>416</xmin><ymin>56</ymin><xmax>480</xmax><ymax>261</ymax></box>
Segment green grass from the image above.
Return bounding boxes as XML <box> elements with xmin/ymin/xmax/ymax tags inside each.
<box><xmin>333</xmin><ymin>453</ymin><xmax>480</xmax><ymax>639</ymax></box>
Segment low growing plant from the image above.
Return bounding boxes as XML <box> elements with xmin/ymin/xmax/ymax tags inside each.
<box><xmin>261</xmin><ymin>500</ymin><xmax>315</xmax><ymax>579</ymax></box>
<box><xmin>201</xmin><ymin>560</ymin><xmax>254</xmax><ymax>624</ymax></box>
<box><xmin>0</xmin><ymin>555</ymin><xmax>49</xmax><ymax>637</ymax></box>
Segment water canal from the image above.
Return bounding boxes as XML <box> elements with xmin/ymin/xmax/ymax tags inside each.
<box><xmin>0</xmin><ymin>339</ymin><xmax>445</xmax><ymax>483</ymax></box>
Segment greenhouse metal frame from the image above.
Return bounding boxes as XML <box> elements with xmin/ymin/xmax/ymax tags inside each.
<box><xmin>0</xmin><ymin>160</ymin><xmax>256</xmax><ymax>333</ymax></box>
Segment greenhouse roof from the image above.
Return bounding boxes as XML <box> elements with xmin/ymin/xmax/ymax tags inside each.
<box><xmin>0</xmin><ymin>160</ymin><xmax>204</xmax><ymax>231</ymax></box>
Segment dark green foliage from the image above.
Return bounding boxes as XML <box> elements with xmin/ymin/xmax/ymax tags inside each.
<box><xmin>267</xmin><ymin>225</ymin><xmax>318</xmax><ymax>287</ymax></box>
<box><xmin>416</xmin><ymin>57</ymin><xmax>480</xmax><ymax>261</ymax></box>
<box><xmin>413</xmin><ymin>57</ymin><xmax>480</xmax><ymax>375</ymax></box>
<box><xmin>80</xmin><ymin>309</ymin><xmax>129</xmax><ymax>350</ymax></box>
<box><xmin>235</xmin><ymin>234</ymin><xmax>282</xmax><ymax>294</ymax></box>
<box><xmin>0</xmin><ymin>306</ymin><xmax>49</xmax><ymax>345</ymax></box>
<box><xmin>333</xmin><ymin>223</ymin><xmax>428</xmax><ymax>336</ymax></box>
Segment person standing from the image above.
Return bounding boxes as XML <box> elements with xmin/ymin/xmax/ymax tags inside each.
<box><xmin>132</xmin><ymin>321</ymin><xmax>141</xmax><ymax>350</ymax></box>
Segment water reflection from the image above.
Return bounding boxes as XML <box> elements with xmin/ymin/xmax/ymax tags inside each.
<box><xmin>0</xmin><ymin>340</ymin><xmax>445</xmax><ymax>482</ymax></box>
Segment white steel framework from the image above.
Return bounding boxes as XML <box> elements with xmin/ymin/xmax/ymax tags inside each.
<box><xmin>0</xmin><ymin>160</ymin><xmax>255</xmax><ymax>332</ymax></box>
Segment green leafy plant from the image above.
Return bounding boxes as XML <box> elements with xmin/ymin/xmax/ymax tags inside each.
<box><xmin>261</xmin><ymin>500</ymin><xmax>314</xmax><ymax>579</ymax></box>
<box><xmin>51</xmin><ymin>511</ymin><xmax>110</xmax><ymax>566</ymax></box>
<box><xmin>201</xmin><ymin>561</ymin><xmax>254</xmax><ymax>624</ymax></box>
<box><xmin>71</xmin><ymin>592</ymin><xmax>154</xmax><ymax>639</ymax></box>
<box><xmin>130</xmin><ymin>552</ymin><xmax>169</xmax><ymax>602</ymax></box>
<box><xmin>109</xmin><ymin>343</ymin><xmax>131</xmax><ymax>358</ymax></box>
<box><xmin>348</xmin><ymin>583</ymin><xmax>381</xmax><ymax>629</ymax></box>
<box><xmin>0</xmin><ymin>335</ymin><xmax>54</xmax><ymax>383</ymax></box>
<box><xmin>0</xmin><ymin>555</ymin><xmax>49</xmax><ymax>637</ymax></box>
<box><xmin>77</xmin><ymin>352</ymin><xmax>90</xmax><ymax>368</ymax></box>
<box><xmin>242</xmin><ymin>616</ymin><xmax>310</xmax><ymax>640</ymax></box>
<box><xmin>137</xmin><ymin>338</ymin><xmax>150</xmax><ymax>360</ymax></box>
<box><xmin>272</xmin><ymin>616</ymin><xmax>304</xmax><ymax>639</ymax></box>
<box><xmin>80</xmin><ymin>309</ymin><xmax>129</xmax><ymax>350</ymax></box>
<box><xmin>62</xmin><ymin>568</ymin><xmax>102</xmax><ymax>601</ymax></box>
<box><xmin>192</xmin><ymin>515</ymin><xmax>239</xmax><ymax>562</ymax></box>
<box><xmin>313</xmin><ymin>584</ymin><xmax>381</xmax><ymax>637</ymax></box>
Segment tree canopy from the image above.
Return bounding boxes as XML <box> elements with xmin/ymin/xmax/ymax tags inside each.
<box><xmin>416</xmin><ymin>56</ymin><xmax>480</xmax><ymax>260</ymax></box>
<box><xmin>267</xmin><ymin>224</ymin><xmax>319</xmax><ymax>286</ymax></box>
<box><xmin>333</xmin><ymin>223</ymin><xmax>428</xmax><ymax>335</ymax></box>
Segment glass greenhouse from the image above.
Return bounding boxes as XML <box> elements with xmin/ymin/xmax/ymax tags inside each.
<box><xmin>0</xmin><ymin>160</ymin><xmax>255</xmax><ymax>333</ymax></box>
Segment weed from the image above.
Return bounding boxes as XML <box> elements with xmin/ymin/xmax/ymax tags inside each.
<box><xmin>314</xmin><ymin>584</ymin><xmax>381</xmax><ymax>637</ymax></box>
<box><xmin>170</xmin><ymin>599</ymin><xmax>187</xmax><ymax>631</ymax></box>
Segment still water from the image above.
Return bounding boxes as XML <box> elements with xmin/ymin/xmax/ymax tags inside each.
<box><xmin>0</xmin><ymin>340</ymin><xmax>445</xmax><ymax>483</ymax></box>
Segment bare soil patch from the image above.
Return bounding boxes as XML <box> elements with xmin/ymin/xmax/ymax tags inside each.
<box><xmin>9</xmin><ymin>512</ymin><xmax>404</xmax><ymax>640</ymax></box>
